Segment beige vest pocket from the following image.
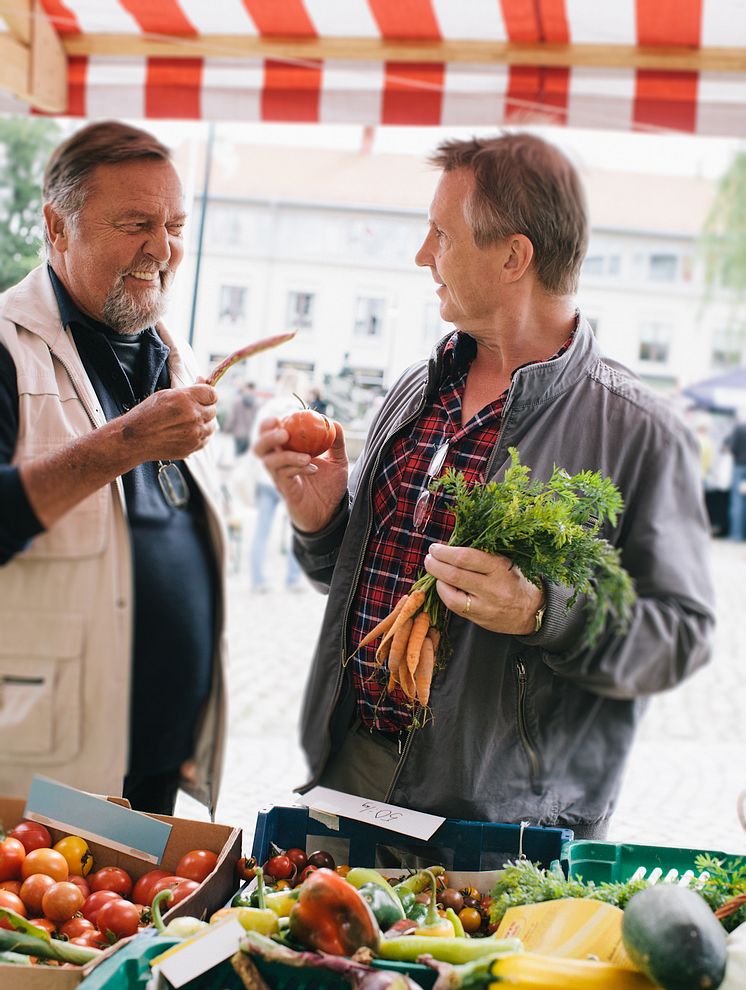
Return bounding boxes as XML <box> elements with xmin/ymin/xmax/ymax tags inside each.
<box><xmin>0</xmin><ymin>613</ymin><xmax>83</xmax><ymax>764</ymax></box>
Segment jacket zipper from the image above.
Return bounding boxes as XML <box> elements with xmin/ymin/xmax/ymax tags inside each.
<box><xmin>307</xmin><ymin>384</ymin><xmax>431</xmax><ymax>789</ymax></box>
<box><xmin>515</xmin><ymin>658</ymin><xmax>541</xmax><ymax>786</ymax></box>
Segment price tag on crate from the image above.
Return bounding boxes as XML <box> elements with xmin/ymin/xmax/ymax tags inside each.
<box><xmin>300</xmin><ymin>786</ymin><xmax>446</xmax><ymax>841</ymax></box>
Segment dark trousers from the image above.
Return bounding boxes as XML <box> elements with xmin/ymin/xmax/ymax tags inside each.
<box><xmin>123</xmin><ymin>768</ymin><xmax>181</xmax><ymax>815</ymax></box>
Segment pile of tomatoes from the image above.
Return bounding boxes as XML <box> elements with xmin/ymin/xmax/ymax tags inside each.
<box><xmin>0</xmin><ymin>820</ymin><xmax>218</xmax><ymax>948</ymax></box>
<box><xmin>258</xmin><ymin>845</ymin><xmax>339</xmax><ymax>889</ymax></box>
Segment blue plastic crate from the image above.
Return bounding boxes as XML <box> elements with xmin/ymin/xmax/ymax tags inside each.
<box><xmin>251</xmin><ymin>805</ymin><xmax>572</xmax><ymax>872</ymax></box>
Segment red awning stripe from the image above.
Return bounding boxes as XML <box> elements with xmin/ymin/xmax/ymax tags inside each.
<box><xmin>368</xmin><ymin>0</ymin><xmax>442</xmax><ymax>41</ymax></box>
<box><xmin>636</xmin><ymin>0</ymin><xmax>703</xmax><ymax>48</ymax></box>
<box><xmin>38</xmin><ymin>0</ymin><xmax>82</xmax><ymax>35</ymax></box>
<box><xmin>119</xmin><ymin>0</ymin><xmax>198</xmax><ymax>36</ymax></box>
<box><xmin>262</xmin><ymin>58</ymin><xmax>322</xmax><ymax>120</ymax></box>
<box><xmin>381</xmin><ymin>61</ymin><xmax>444</xmax><ymax>123</ymax></box>
<box><xmin>432</xmin><ymin>0</ymin><xmax>507</xmax><ymax>41</ymax></box>
<box><xmin>241</xmin><ymin>0</ymin><xmax>317</xmax><ymax>36</ymax></box>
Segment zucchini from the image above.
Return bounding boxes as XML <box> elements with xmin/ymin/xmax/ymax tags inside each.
<box><xmin>622</xmin><ymin>885</ymin><xmax>727</xmax><ymax>990</ymax></box>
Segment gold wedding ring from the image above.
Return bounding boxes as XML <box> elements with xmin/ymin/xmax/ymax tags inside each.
<box><xmin>465</xmin><ymin>593</ymin><xmax>472</xmax><ymax>616</ymax></box>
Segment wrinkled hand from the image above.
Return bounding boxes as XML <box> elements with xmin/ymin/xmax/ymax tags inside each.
<box><xmin>424</xmin><ymin>543</ymin><xmax>544</xmax><ymax>635</ymax></box>
<box><xmin>253</xmin><ymin>417</ymin><xmax>348</xmax><ymax>533</ymax></box>
<box><xmin>120</xmin><ymin>383</ymin><xmax>218</xmax><ymax>463</ymax></box>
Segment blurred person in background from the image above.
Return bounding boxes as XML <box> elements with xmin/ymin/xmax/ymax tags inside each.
<box><xmin>254</xmin><ymin>133</ymin><xmax>714</xmax><ymax>838</ymax></box>
<box><xmin>223</xmin><ymin>380</ymin><xmax>257</xmax><ymax>457</ymax></box>
<box><xmin>0</xmin><ymin>121</ymin><xmax>227</xmax><ymax>816</ymax></box>
<box><xmin>724</xmin><ymin>405</ymin><xmax>746</xmax><ymax>540</ymax></box>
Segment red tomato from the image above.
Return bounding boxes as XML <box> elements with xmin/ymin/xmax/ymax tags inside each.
<box><xmin>0</xmin><ymin>880</ymin><xmax>21</xmax><ymax>895</ymax></box>
<box><xmin>9</xmin><ymin>821</ymin><xmax>52</xmax><ymax>854</ymax></box>
<box><xmin>21</xmin><ymin>848</ymin><xmax>68</xmax><ymax>883</ymax></box>
<box><xmin>149</xmin><ymin>877</ymin><xmax>199</xmax><ymax>908</ymax></box>
<box><xmin>88</xmin><ymin>866</ymin><xmax>133</xmax><ymax>899</ymax></box>
<box><xmin>59</xmin><ymin>916</ymin><xmax>95</xmax><ymax>940</ymax></box>
<box><xmin>235</xmin><ymin>856</ymin><xmax>257</xmax><ymax>882</ymax></box>
<box><xmin>131</xmin><ymin>869</ymin><xmax>171</xmax><ymax>906</ymax></box>
<box><xmin>286</xmin><ymin>848</ymin><xmax>308</xmax><ymax>872</ymax></box>
<box><xmin>144</xmin><ymin>875</ymin><xmax>184</xmax><ymax>906</ymax></box>
<box><xmin>42</xmin><ymin>881</ymin><xmax>85</xmax><ymax>923</ymax></box>
<box><xmin>96</xmin><ymin>898</ymin><xmax>141</xmax><ymax>941</ymax></box>
<box><xmin>19</xmin><ymin>873</ymin><xmax>56</xmax><ymax>914</ymax></box>
<box><xmin>71</xmin><ymin>929</ymin><xmax>109</xmax><ymax>949</ymax></box>
<box><xmin>299</xmin><ymin>864</ymin><xmax>319</xmax><ymax>883</ymax></box>
<box><xmin>0</xmin><ymin>837</ymin><xmax>26</xmax><ymax>882</ymax></box>
<box><xmin>175</xmin><ymin>849</ymin><xmax>218</xmax><ymax>884</ymax></box>
<box><xmin>0</xmin><ymin>889</ymin><xmax>27</xmax><ymax>929</ymax></box>
<box><xmin>28</xmin><ymin>917</ymin><xmax>57</xmax><ymax>936</ymax></box>
<box><xmin>281</xmin><ymin>410</ymin><xmax>336</xmax><ymax>456</ymax></box>
<box><xmin>67</xmin><ymin>875</ymin><xmax>91</xmax><ymax>899</ymax></box>
<box><xmin>265</xmin><ymin>854</ymin><xmax>293</xmax><ymax>881</ymax></box>
<box><xmin>82</xmin><ymin>889</ymin><xmax>121</xmax><ymax>927</ymax></box>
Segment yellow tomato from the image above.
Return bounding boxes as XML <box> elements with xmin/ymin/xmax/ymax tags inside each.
<box><xmin>53</xmin><ymin>835</ymin><xmax>93</xmax><ymax>877</ymax></box>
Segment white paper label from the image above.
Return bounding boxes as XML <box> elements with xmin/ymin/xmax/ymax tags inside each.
<box><xmin>300</xmin><ymin>786</ymin><xmax>446</xmax><ymax>841</ymax></box>
<box><xmin>156</xmin><ymin>918</ymin><xmax>244</xmax><ymax>988</ymax></box>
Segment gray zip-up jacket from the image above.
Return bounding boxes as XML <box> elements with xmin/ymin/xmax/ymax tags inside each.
<box><xmin>293</xmin><ymin>320</ymin><xmax>715</xmax><ymax>830</ymax></box>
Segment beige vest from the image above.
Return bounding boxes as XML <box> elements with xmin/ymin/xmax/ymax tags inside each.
<box><xmin>0</xmin><ymin>267</ymin><xmax>228</xmax><ymax>814</ymax></box>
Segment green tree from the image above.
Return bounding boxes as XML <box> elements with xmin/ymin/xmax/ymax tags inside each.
<box><xmin>0</xmin><ymin>118</ymin><xmax>62</xmax><ymax>292</ymax></box>
<box><xmin>702</xmin><ymin>150</ymin><xmax>746</xmax><ymax>306</ymax></box>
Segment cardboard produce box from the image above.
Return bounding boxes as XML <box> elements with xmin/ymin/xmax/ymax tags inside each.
<box><xmin>0</xmin><ymin>794</ymin><xmax>242</xmax><ymax>990</ymax></box>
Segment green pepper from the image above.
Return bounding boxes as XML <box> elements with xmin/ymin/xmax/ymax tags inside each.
<box><xmin>358</xmin><ymin>882</ymin><xmax>405</xmax><ymax>931</ymax></box>
<box><xmin>288</xmin><ymin>868</ymin><xmax>380</xmax><ymax>956</ymax></box>
<box><xmin>228</xmin><ymin>867</ymin><xmax>279</xmax><ymax>936</ymax></box>
<box><xmin>445</xmin><ymin>906</ymin><xmax>465</xmax><ymax>938</ymax></box>
<box><xmin>394</xmin><ymin>865</ymin><xmax>445</xmax><ymax>898</ymax></box>
<box><xmin>405</xmin><ymin>901</ymin><xmax>429</xmax><ymax>924</ymax></box>
<box><xmin>376</xmin><ymin>934</ymin><xmax>523</xmax><ymax>965</ymax></box>
<box><xmin>412</xmin><ymin>870</ymin><xmax>454</xmax><ymax>938</ymax></box>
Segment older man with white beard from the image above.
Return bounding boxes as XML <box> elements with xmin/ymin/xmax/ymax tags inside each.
<box><xmin>0</xmin><ymin>122</ymin><xmax>228</xmax><ymax>816</ymax></box>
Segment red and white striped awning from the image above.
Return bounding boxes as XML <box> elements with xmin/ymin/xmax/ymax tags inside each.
<box><xmin>1</xmin><ymin>1</ymin><xmax>745</xmax><ymax>135</ymax></box>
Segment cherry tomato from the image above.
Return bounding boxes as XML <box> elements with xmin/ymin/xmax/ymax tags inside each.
<box><xmin>144</xmin><ymin>875</ymin><xmax>185</xmax><ymax>906</ymax></box>
<box><xmin>82</xmin><ymin>889</ymin><xmax>121</xmax><ymax>927</ymax></box>
<box><xmin>0</xmin><ymin>880</ymin><xmax>21</xmax><ymax>895</ymax></box>
<box><xmin>96</xmin><ymin>898</ymin><xmax>141</xmax><ymax>941</ymax></box>
<box><xmin>131</xmin><ymin>869</ymin><xmax>171</xmax><ymax>906</ymax></box>
<box><xmin>19</xmin><ymin>873</ymin><xmax>56</xmax><ymax>914</ymax></box>
<box><xmin>235</xmin><ymin>856</ymin><xmax>257</xmax><ymax>882</ymax></box>
<box><xmin>334</xmin><ymin>865</ymin><xmax>351</xmax><ymax>878</ymax></box>
<box><xmin>286</xmin><ymin>848</ymin><xmax>308</xmax><ymax>872</ymax></box>
<box><xmin>88</xmin><ymin>866</ymin><xmax>132</xmax><ymax>898</ymax></box>
<box><xmin>307</xmin><ymin>850</ymin><xmax>336</xmax><ymax>870</ymax></box>
<box><xmin>265</xmin><ymin>854</ymin><xmax>293</xmax><ymax>881</ymax></box>
<box><xmin>42</xmin><ymin>881</ymin><xmax>85</xmax><ymax>923</ymax></box>
<box><xmin>21</xmin><ymin>848</ymin><xmax>68</xmax><ymax>883</ymax></box>
<box><xmin>458</xmin><ymin>906</ymin><xmax>483</xmax><ymax>934</ymax></box>
<box><xmin>9</xmin><ymin>821</ymin><xmax>52</xmax><ymax>854</ymax></box>
<box><xmin>281</xmin><ymin>410</ymin><xmax>336</xmax><ymax>456</ymax></box>
<box><xmin>53</xmin><ymin>836</ymin><xmax>93</xmax><ymax>877</ymax></box>
<box><xmin>175</xmin><ymin>849</ymin><xmax>218</xmax><ymax>884</ymax></box>
<box><xmin>437</xmin><ymin>888</ymin><xmax>464</xmax><ymax>913</ymax></box>
<box><xmin>0</xmin><ymin>889</ymin><xmax>26</xmax><ymax>927</ymax></box>
<box><xmin>149</xmin><ymin>877</ymin><xmax>199</xmax><ymax>909</ymax></box>
<box><xmin>0</xmin><ymin>837</ymin><xmax>26</xmax><ymax>882</ymax></box>
<box><xmin>299</xmin><ymin>864</ymin><xmax>319</xmax><ymax>883</ymax></box>
<box><xmin>28</xmin><ymin>917</ymin><xmax>57</xmax><ymax>936</ymax></box>
<box><xmin>58</xmin><ymin>916</ymin><xmax>95</xmax><ymax>940</ymax></box>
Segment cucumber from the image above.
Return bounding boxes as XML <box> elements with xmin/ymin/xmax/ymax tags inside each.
<box><xmin>622</xmin><ymin>885</ymin><xmax>727</xmax><ymax>990</ymax></box>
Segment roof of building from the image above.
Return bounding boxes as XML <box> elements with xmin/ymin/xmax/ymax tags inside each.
<box><xmin>175</xmin><ymin>141</ymin><xmax>716</xmax><ymax>238</ymax></box>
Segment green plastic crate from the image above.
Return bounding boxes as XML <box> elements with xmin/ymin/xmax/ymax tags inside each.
<box><xmin>564</xmin><ymin>839</ymin><xmax>742</xmax><ymax>885</ymax></box>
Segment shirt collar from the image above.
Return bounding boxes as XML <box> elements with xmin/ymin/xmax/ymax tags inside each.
<box><xmin>47</xmin><ymin>264</ymin><xmax>150</xmax><ymax>341</ymax></box>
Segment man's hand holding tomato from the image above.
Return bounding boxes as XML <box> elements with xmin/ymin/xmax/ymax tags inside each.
<box><xmin>253</xmin><ymin>415</ymin><xmax>348</xmax><ymax>534</ymax></box>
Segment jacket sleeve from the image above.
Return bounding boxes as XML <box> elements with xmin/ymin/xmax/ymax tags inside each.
<box><xmin>522</xmin><ymin>419</ymin><xmax>716</xmax><ymax>700</ymax></box>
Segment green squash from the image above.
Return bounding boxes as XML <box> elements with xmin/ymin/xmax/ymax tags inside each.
<box><xmin>622</xmin><ymin>885</ymin><xmax>728</xmax><ymax>990</ymax></box>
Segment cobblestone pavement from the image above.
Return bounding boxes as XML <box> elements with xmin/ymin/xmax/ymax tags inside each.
<box><xmin>177</xmin><ymin>512</ymin><xmax>746</xmax><ymax>859</ymax></box>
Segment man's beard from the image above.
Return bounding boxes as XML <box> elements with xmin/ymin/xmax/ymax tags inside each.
<box><xmin>101</xmin><ymin>266</ymin><xmax>174</xmax><ymax>333</ymax></box>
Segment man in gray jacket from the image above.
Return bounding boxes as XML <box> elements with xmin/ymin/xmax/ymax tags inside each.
<box><xmin>255</xmin><ymin>133</ymin><xmax>715</xmax><ymax>838</ymax></box>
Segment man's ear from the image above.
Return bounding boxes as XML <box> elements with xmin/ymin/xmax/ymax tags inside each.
<box><xmin>501</xmin><ymin>234</ymin><xmax>534</xmax><ymax>283</ymax></box>
<box><xmin>43</xmin><ymin>203</ymin><xmax>68</xmax><ymax>252</ymax></box>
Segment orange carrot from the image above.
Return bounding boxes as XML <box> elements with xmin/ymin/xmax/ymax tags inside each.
<box><xmin>376</xmin><ymin>635</ymin><xmax>392</xmax><ymax>666</ymax></box>
<box><xmin>377</xmin><ymin>589</ymin><xmax>426</xmax><ymax>657</ymax></box>
<box><xmin>415</xmin><ymin>635</ymin><xmax>436</xmax><ymax>708</ymax></box>
<box><xmin>406</xmin><ymin>612</ymin><xmax>431</xmax><ymax>677</ymax></box>
<box><xmin>348</xmin><ymin>596</ymin><xmax>407</xmax><ymax>662</ymax></box>
<box><xmin>387</xmin><ymin>647</ymin><xmax>401</xmax><ymax>695</ymax></box>
<box><xmin>426</xmin><ymin>626</ymin><xmax>441</xmax><ymax>655</ymax></box>
<box><xmin>387</xmin><ymin>617</ymin><xmax>413</xmax><ymax>692</ymax></box>
<box><xmin>399</xmin><ymin>660</ymin><xmax>416</xmax><ymax>701</ymax></box>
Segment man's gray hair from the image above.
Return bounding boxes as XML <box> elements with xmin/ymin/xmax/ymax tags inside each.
<box><xmin>42</xmin><ymin>120</ymin><xmax>172</xmax><ymax>254</ymax></box>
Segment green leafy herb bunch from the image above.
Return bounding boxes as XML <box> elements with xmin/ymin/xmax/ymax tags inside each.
<box><xmin>415</xmin><ymin>446</ymin><xmax>636</xmax><ymax>647</ymax></box>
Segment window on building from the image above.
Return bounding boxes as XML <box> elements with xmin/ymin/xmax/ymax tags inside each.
<box><xmin>608</xmin><ymin>254</ymin><xmax>622</xmax><ymax>275</ymax></box>
<box><xmin>648</xmin><ymin>254</ymin><xmax>678</xmax><ymax>282</ymax></box>
<box><xmin>354</xmin><ymin>296</ymin><xmax>385</xmax><ymax>337</ymax></box>
<box><xmin>639</xmin><ymin>321</ymin><xmax>672</xmax><ymax>363</ymax></box>
<box><xmin>583</xmin><ymin>256</ymin><xmax>604</xmax><ymax>276</ymax></box>
<box><xmin>711</xmin><ymin>327</ymin><xmax>745</xmax><ymax>369</ymax></box>
<box><xmin>218</xmin><ymin>285</ymin><xmax>248</xmax><ymax>328</ymax></box>
<box><xmin>287</xmin><ymin>291</ymin><xmax>315</xmax><ymax>332</ymax></box>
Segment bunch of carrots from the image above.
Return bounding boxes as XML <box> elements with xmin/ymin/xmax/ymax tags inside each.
<box><xmin>349</xmin><ymin>589</ymin><xmax>440</xmax><ymax>710</ymax></box>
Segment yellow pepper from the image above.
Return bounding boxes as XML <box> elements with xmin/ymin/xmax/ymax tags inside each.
<box><xmin>412</xmin><ymin>870</ymin><xmax>455</xmax><ymax>938</ymax></box>
<box><xmin>487</xmin><ymin>952</ymin><xmax>656</xmax><ymax>989</ymax></box>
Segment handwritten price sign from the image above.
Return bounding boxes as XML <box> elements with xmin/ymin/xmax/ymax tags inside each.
<box><xmin>302</xmin><ymin>787</ymin><xmax>446</xmax><ymax>841</ymax></box>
